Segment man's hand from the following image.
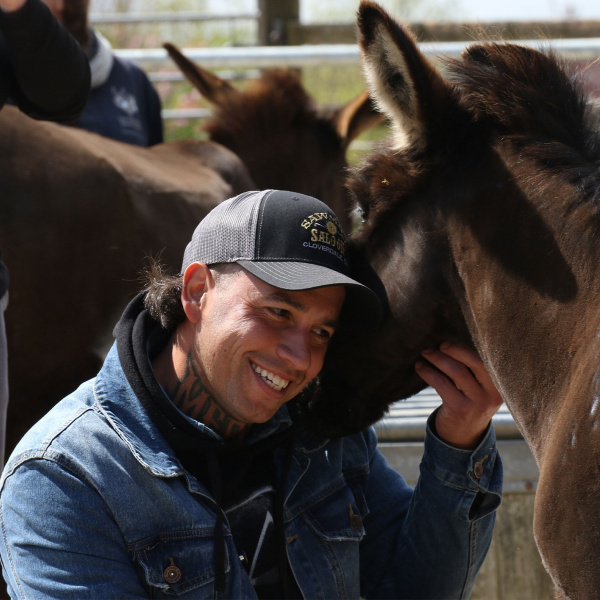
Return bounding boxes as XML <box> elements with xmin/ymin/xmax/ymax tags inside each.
<box><xmin>415</xmin><ymin>343</ymin><xmax>503</xmax><ymax>449</ymax></box>
<box><xmin>0</xmin><ymin>0</ymin><xmax>27</xmax><ymax>13</ymax></box>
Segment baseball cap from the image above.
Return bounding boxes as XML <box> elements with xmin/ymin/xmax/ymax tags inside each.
<box><xmin>181</xmin><ymin>189</ymin><xmax>383</xmax><ymax>328</ymax></box>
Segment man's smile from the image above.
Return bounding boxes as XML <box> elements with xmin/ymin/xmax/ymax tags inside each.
<box><xmin>251</xmin><ymin>361</ymin><xmax>291</xmax><ymax>392</ymax></box>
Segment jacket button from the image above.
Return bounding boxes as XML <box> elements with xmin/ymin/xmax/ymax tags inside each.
<box><xmin>350</xmin><ymin>514</ymin><xmax>363</xmax><ymax>531</ymax></box>
<box><xmin>349</xmin><ymin>504</ymin><xmax>363</xmax><ymax>531</ymax></box>
<box><xmin>164</xmin><ymin>560</ymin><xmax>182</xmax><ymax>584</ymax></box>
<box><xmin>474</xmin><ymin>454</ymin><xmax>489</xmax><ymax>479</ymax></box>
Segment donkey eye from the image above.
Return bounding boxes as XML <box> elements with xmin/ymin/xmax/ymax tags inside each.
<box><xmin>353</xmin><ymin>202</ymin><xmax>369</xmax><ymax>223</ymax></box>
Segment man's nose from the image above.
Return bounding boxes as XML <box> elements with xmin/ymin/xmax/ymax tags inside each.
<box><xmin>277</xmin><ymin>328</ymin><xmax>312</xmax><ymax>372</ymax></box>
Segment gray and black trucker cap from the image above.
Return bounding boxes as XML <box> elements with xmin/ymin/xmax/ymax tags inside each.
<box><xmin>181</xmin><ymin>189</ymin><xmax>383</xmax><ymax>327</ymax></box>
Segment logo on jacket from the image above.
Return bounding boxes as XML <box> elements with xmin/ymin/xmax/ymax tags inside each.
<box><xmin>111</xmin><ymin>86</ymin><xmax>139</xmax><ymax>117</ymax></box>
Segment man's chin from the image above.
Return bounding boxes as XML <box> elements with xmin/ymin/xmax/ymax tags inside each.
<box><xmin>240</xmin><ymin>399</ymin><xmax>287</xmax><ymax>426</ymax></box>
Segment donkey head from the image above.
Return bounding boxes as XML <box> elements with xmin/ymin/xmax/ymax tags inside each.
<box><xmin>164</xmin><ymin>43</ymin><xmax>384</xmax><ymax>232</ymax></box>
<box><xmin>294</xmin><ymin>2</ymin><xmax>476</xmax><ymax>437</ymax></box>
<box><xmin>296</xmin><ymin>1</ymin><xmax>593</xmax><ymax>438</ymax></box>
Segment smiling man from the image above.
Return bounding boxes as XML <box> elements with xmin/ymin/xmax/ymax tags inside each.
<box><xmin>147</xmin><ymin>189</ymin><xmax>379</xmax><ymax>446</ymax></box>
<box><xmin>0</xmin><ymin>190</ymin><xmax>504</xmax><ymax>599</ymax></box>
<box><xmin>153</xmin><ymin>270</ymin><xmax>345</xmax><ymax>435</ymax></box>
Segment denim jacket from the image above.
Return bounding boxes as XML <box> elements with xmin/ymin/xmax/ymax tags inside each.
<box><xmin>0</xmin><ymin>343</ymin><xmax>502</xmax><ymax>599</ymax></box>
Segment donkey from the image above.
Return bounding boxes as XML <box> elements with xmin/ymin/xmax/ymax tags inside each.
<box><xmin>301</xmin><ymin>2</ymin><xmax>600</xmax><ymax>598</ymax></box>
<box><xmin>164</xmin><ymin>42</ymin><xmax>383</xmax><ymax>232</ymax></box>
<box><xmin>1</xmin><ymin>61</ymin><xmax>379</xmax><ymax>458</ymax></box>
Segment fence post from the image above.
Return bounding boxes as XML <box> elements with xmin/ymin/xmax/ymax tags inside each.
<box><xmin>258</xmin><ymin>0</ymin><xmax>299</xmax><ymax>45</ymax></box>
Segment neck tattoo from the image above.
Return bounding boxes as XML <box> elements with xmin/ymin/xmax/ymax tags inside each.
<box><xmin>168</xmin><ymin>352</ymin><xmax>245</xmax><ymax>439</ymax></box>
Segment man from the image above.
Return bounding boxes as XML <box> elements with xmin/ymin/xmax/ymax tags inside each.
<box><xmin>41</xmin><ymin>0</ymin><xmax>163</xmax><ymax>146</ymax></box>
<box><xmin>0</xmin><ymin>189</ymin><xmax>503</xmax><ymax>599</ymax></box>
<box><xmin>0</xmin><ymin>0</ymin><xmax>90</xmax><ymax>466</ymax></box>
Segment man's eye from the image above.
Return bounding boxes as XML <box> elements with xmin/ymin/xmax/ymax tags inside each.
<box><xmin>269</xmin><ymin>307</ymin><xmax>289</xmax><ymax>318</ymax></box>
<box><xmin>313</xmin><ymin>327</ymin><xmax>333</xmax><ymax>341</ymax></box>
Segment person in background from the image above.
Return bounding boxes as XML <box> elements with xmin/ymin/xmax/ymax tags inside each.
<box><xmin>0</xmin><ymin>0</ymin><xmax>90</xmax><ymax>467</ymax></box>
<box><xmin>0</xmin><ymin>189</ymin><xmax>503</xmax><ymax>599</ymax></box>
<box><xmin>41</xmin><ymin>0</ymin><xmax>163</xmax><ymax>146</ymax></box>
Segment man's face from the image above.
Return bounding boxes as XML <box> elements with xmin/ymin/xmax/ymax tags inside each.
<box><xmin>190</xmin><ymin>268</ymin><xmax>345</xmax><ymax>426</ymax></box>
<box><xmin>41</xmin><ymin>0</ymin><xmax>89</xmax><ymax>47</ymax></box>
<box><xmin>41</xmin><ymin>0</ymin><xmax>66</xmax><ymax>21</ymax></box>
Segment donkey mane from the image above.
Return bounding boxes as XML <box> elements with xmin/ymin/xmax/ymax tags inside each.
<box><xmin>447</xmin><ymin>44</ymin><xmax>600</xmax><ymax>175</ymax></box>
<box><xmin>449</xmin><ymin>45</ymin><xmax>585</xmax><ymax>138</ymax></box>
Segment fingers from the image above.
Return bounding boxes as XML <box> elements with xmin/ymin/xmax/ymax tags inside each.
<box><xmin>420</xmin><ymin>346</ymin><xmax>479</xmax><ymax>399</ymax></box>
<box><xmin>417</xmin><ymin>343</ymin><xmax>502</xmax><ymax>408</ymax></box>
<box><xmin>414</xmin><ymin>356</ymin><xmax>467</xmax><ymax>404</ymax></box>
<box><xmin>436</xmin><ymin>342</ymin><xmax>498</xmax><ymax>395</ymax></box>
<box><xmin>415</xmin><ymin>342</ymin><xmax>504</xmax><ymax>449</ymax></box>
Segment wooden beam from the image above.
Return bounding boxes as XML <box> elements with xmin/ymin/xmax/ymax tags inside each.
<box><xmin>288</xmin><ymin>20</ymin><xmax>600</xmax><ymax>45</ymax></box>
<box><xmin>258</xmin><ymin>0</ymin><xmax>300</xmax><ymax>45</ymax></box>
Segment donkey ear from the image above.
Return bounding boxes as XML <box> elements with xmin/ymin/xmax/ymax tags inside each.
<box><xmin>164</xmin><ymin>42</ymin><xmax>240</xmax><ymax>106</ymax></box>
<box><xmin>357</xmin><ymin>1</ymin><xmax>450</xmax><ymax>152</ymax></box>
<box><xmin>332</xmin><ymin>91</ymin><xmax>385</xmax><ymax>149</ymax></box>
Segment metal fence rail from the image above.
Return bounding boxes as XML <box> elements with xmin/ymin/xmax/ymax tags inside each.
<box><xmin>374</xmin><ymin>389</ymin><xmax>519</xmax><ymax>443</ymax></box>
<box><xmin>115</xmin><ymin>37</ymin><xmax>600</xmax><ymax>70</ymax></box>
<box><xmin>120</xmin><ymin>38</ymin><xmax>600</xmax><ymax>121</ymax></box>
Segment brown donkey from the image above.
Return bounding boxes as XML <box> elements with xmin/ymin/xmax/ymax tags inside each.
<box><xmin>301</xmin><ymin>2</ymin><xmax>600</xmax><ymax>598</ymax></box>
<box><xmin>164</xmin><ymin>42</ymin><xmax>383</xmax><ymax>233</ymax></box>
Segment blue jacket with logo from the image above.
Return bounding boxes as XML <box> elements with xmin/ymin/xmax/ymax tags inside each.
<box><xmin>0</xmin><ymin>307</ymin><xmax>502</xmax><ymax>599</ymax></box>
<box><xmin>74</xmin><ymin>49</ymin><xmax>163</xmax><ymax>147</ymax></box>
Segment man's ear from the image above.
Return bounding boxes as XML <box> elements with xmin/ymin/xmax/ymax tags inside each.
<box><xmin>181</xmin><ymin>262</ymin><xmax>212</xmax><ymax>323</ymax></box>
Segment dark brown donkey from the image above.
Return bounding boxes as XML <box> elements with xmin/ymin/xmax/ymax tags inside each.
<box><xmin>1</xmin><ymin>62</ymin><xmax>378</xmax><ymax>458</ymax></box>
<box><xmin>302</xmin><ymin>2</ymin><xmax>600</xmax><ymax>599</ymax></box>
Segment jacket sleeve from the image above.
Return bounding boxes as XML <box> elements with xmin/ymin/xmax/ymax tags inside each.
<box><xmin>0</xmin><ymin>0</ymin><xmax>90</xmax><ymax>121</ymax></box>
<box><xmin>359</xmin><ymin>412</ymin><xmax>503</xmax><ymax>599</ymax></box>
<box><xmin>0</xmin><ymin>458</ymin><xmax>149</xmax><ymax>599</ymax></box>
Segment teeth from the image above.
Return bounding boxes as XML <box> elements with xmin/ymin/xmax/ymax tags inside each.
<box><xmin>252</xmin><ymin>363</ymin><xmax>290</xmax><ymax>391</ymax></box>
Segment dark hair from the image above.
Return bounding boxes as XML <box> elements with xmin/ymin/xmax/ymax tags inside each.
<box><xmin>141</xmin><ymin>259</ymin><xmax>185</xmax><ymax>329</ymax></box>
<box><xmin>141</xmin><ymin>259</ymin><xmax>241</xmax><ymax>329</ymax></box>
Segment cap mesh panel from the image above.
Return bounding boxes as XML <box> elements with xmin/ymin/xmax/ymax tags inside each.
<box><xmin>181</xmin><ymin>190</ymin><xmax>266</xmax><ymax>270</ymax></box>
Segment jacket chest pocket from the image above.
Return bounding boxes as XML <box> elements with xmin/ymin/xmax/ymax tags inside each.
<box><xmin>298</xmin><ymin>483</ymin><xmax>366</xmax><ymax>598</ymax></box>
<box><xmin>302</xmin><ymin>480</ymin><xmax>367</xmax><ymax>542</ymax></box>
<box><xmin>132</xmin><ymin>529</ymin><xmax>230</xmax><ymax>597</ymax></box>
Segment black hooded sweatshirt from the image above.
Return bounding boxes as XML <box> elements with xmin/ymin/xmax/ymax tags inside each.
<box><xmin>115</xmin><ymin>294</ymin><xmax>302</xmax><ymax>599</ymax></box>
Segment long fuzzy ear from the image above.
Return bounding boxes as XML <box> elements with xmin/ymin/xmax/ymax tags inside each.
<box><xmin>357</xmin><ymin>1</ymin><xmax>450</xmax><ymax>152</ymax></box>
<box><xmin>164</xmin><ymin>43</ymin><xmax>239</xmax><ymax>106</ymax></box>
<box><xmin>332</xmin><ymin>91</ymin><xmax>385</xmax><ymax>149</ymax></box>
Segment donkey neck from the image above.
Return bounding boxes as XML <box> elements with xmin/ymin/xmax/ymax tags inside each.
<box><xmin>449</xmin><ymin>205</ymin><xmax>600</xmax><ymax>462</ymax></box>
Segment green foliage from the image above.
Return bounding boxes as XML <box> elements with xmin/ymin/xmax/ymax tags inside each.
<box><xmin>301</xmin><ymin>64</ymin><xmax>364</xmax><ymax>106</ymax></box>
<box><xmin>92</xmin><ymin>0</ymin><xmax>256</xmax><ymax>48</ymax></box>
<box><xmin>299</xmin><ymin>63</ymin><xmax>389</xmax><ymax>164</ymax></box>
<box><xmin>163</xmin><ymin>119</ymin><xmax>206</xmax><ymax>141</ymax></box>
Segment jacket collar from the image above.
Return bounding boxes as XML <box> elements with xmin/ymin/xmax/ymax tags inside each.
<box><xmin>95</xmin><ymin>343</ymin><xmax>324</xmax><ymax>476</ymax></box>
<box><xmin>95</xmin><ymin>343</ymin><xmax>183</xmax><ymax>477</ymax></box>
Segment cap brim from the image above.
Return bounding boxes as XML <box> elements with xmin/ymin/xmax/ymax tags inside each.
<box><xmin>238</xmin><ymin>260</ymin><xmax>383</xmax><ymax>329</ymax></box>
